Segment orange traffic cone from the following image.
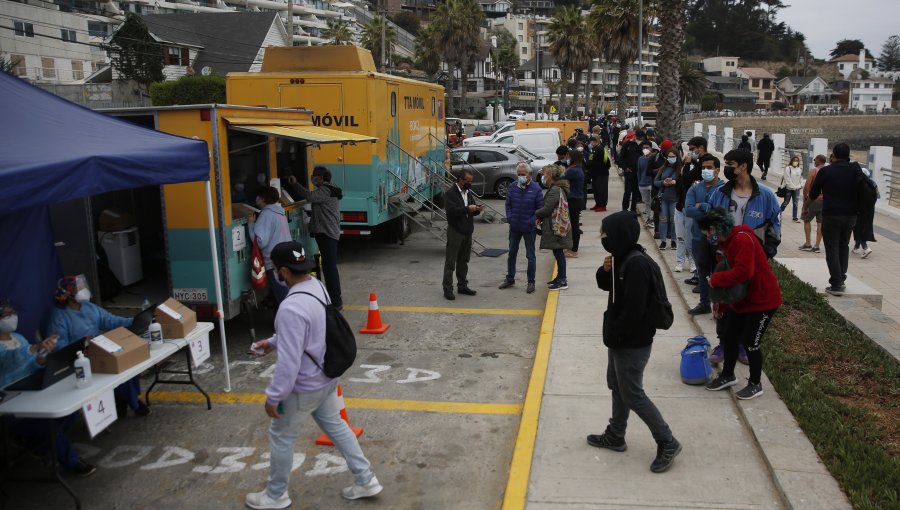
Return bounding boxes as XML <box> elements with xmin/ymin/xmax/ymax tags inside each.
<box><xmin>316</xmin><ymin>384</ymin><xmax>363</xmax><ymax>445</ymax></box>
<box><xmin>359</xmin><ymin>292</ymin><xmax>390</xmax><ymax>334</ymax></box>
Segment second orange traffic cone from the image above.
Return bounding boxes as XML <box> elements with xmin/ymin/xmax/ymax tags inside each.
<box><xmin>316</xmin><ymin>384</ymin><xmax>364</xmax><ymax>445</ymax></box>
<box><xmin>359</xmin><ymin>292</ymin><xmax>390</xmax><ymax>334</ymax></box>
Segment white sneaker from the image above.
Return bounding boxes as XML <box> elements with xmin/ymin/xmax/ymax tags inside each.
<box><xmin>689</xmin><ymin>263</ymin><xmax>697</xmax><ymax>273</ymax></box>
<box><xmin>862</xmin><ymin>248</ymin><xmax>873</xmax><ymax>259</ymax></box>
<box><xmin>852</xmin><ymin>248</ymin><xmax>863</xmax><ymax>256</ymax></box>
<box><xmin>674</xmin><ymin>263</ymin><xmax>684</xmax><ymax>272</ymax></box>
<box><xmin>246</xmin><ymin>490</ymin><xmax>291</xmax><ymax>509</ymax></box>
<box><xmin>342</xmin><ymin>476</ymin><xmax>383</xmax><ymax>500</ymax></box>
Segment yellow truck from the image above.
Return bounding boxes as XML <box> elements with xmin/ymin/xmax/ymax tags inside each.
<box><xmin>515</xmin><ymin>120</ymin><xmax>590</xmax><ymax>142</ymax></box>
<box><xmin>227</xmin><ymin>45</ymin><xmax>447</xmax><ymax>238</ymax></box>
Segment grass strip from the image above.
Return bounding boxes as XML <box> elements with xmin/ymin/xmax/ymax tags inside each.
<box><xmin>766</xmin><ymin>262</ymin><xmax>900</xmax><ymax>510</ymax></box>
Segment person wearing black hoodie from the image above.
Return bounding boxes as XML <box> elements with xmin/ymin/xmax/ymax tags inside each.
<box><xmin>589</xmin><ymin>211</ymin><xmax>682</xmax><ymax>473</ymax></box>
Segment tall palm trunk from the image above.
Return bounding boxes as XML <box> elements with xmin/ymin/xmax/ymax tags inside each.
<box><xmin>617</xmin><ymin>60</ymin><xmax>628</xmax><ymax>119</ymax></box>
<box><xmin>447</xmin><ymin>63</ymin><xmax>456</xmax><ymax>115</ymax></box>
<box><xmin>571</xmin><ymin>70</ymin><xmax>582</xmax><ymax>119</ymax></box>
<box><xmin>459</xmin><ymin>61</ymin><xmax>469</xmax><ymax>115</ymax></box>
<box><xmin>585</xmin><ymin>63</ymin><xmax>592</xmax><ymax>115</ymax></box>
<box><xmin>557</xmin><ymin>72</ymin><xmax>568</xmax><ymax>118</ymax></box>
<box><xmin>657</xmin><ymin>0</ymin><xmax>687</xmax><ymax>140</ymax></box>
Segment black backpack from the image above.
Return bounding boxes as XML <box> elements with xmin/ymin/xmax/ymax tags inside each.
<box><xmin>619</xmin><ymin>249</ymin><xmax>674</xmax><ymax>330</ymax></box>
<box><xmin>288</xmin><ymin>281</ymin><xmax>357</xmax><ymax>378</ymax></box>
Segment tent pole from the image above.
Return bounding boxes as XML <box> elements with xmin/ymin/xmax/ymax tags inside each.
<box><xmin>205</xmin><ymin>180</ymin><xmax>231</xmax><ymax>392</ymax></box>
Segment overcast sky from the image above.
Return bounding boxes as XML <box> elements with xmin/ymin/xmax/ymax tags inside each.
<box><xmin>777</xmin><ymin>0</ymin><xmax>898</xmax><ymax>60</ymax></box>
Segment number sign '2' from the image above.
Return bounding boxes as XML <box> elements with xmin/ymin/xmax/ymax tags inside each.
<box><xmin>189</xmin><ymin>334</ymin><xmax>211</xmax><ymax>368</ymax></box>
<box><xmin>82</xmin><ymin>388</ymin><xmax>117</xmax><ymax>438</ymax></box>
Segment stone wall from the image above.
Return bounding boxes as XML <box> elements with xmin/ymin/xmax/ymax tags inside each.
<box><xmin>692</xmin><ymin>115</ymin><xmax>900</xmax><ymax>150</ymax></box>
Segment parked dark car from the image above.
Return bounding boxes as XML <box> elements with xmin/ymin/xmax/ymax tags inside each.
<box><xmin>472</xmin><ymin>123</ymin><xmax>497</xmax><ymax>137</ymax></box>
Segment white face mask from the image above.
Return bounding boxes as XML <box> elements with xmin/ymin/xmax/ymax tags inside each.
<box><xmin>75</xmin><ymin>288</ymin><xmax>91</xmax><ymax>303</ymax></box>
<box><xmin>642</xmin><ymin>149</ymin><xmax>651</xmax><ymax>156</ymax></box>
<box><xmin>0</xmin><ymin>315</ymin><xmax>17</xmax><ymax>333</ymax></box>
<box><xmin>517</xmin><ymin>175</ymin><xmax>528</xmax><ymax>185</ymax></box>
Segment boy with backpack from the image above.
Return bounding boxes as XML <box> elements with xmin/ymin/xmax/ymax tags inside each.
<box><xmin>589</xmin><ymin>211</ymin><xmax>682</xmax><ymax>473</ymax></box>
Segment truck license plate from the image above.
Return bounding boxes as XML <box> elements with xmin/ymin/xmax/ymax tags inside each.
<box><xmin>173</xmin><ymin>288</ymin><xmax>208</xmax><ymax>302</ymax></box>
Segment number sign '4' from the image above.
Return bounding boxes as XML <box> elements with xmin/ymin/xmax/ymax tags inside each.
<box><xmin>189</xmin><ymin>334</ymin><xmax>211</xmax><ymax>368</ymax></box>
<box><xmin>82</xmin><ymin>388</ymin><xmax>117</xmax><ymax>438</ymax></box>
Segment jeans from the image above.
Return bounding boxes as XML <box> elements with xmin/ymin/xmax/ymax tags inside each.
<box><xmin>552</xmin><ymin>248</ymin><xmax>567</xmax><ymax>282</ymax></box>
<box><xmin>606</xmin><ymin>346</ymin><xmax>673</xmax><ymax>443</ymax></box>
<box><xmin>266</xmin><ymin>269</ymin><xmax>289</xmax><ymax>304</ymax></box>
<box><xmin>443</xmin><ymin>227</ymin><xmax>472</xmax><ymax>291</ymax></box>
<box><xmin>592</xmin><ymin>173</ymin><xmax>609</xmax><ymax>207</ymax></box>
<box><xmin>622</xmin><ymin>172</ymin><xmax>639</xmax><ymax>212</ymax></box>
<box><xmin>506</xmin><ymin>230</ymin><xmax>537</xmax><ymax>283</ymax></box>
<box><xmin>314</xmin><ymin>233</ymin><xmax>342</xmax><ymax>307</ymax></box>
<box><xmin>639</xmin><ymin>186</ymin><xmax>653</xmax><ymax>218</ymax></box>
<box><xmin>674</xmin><ymin>209</ymin><xmax>693</xmax><ymax>265</ymax></box>
<box><xmin>780</xmin><ymin>189</ymin><xmax>800</xmax><ymax>220</ymax></box>
<box><xmin>569</xmin><ymin>197</ymin><xmax>584</xmax><ymax>251</ymax></box>
<box><xmin>658</xmin><ymin>200</ymin><xmax>676</xmax><ymax>242</ymax></box>
<box><xmin>822</xmin><ymin>215</ymin><xmax>856</xmax><ymax>287</ymax></box>
<box><xmin>266</xmin><ymin>381</ymin><xmax>374</xmax><ymax>499</ymax></box>
<box><xmin>692</xmin><ymin>238</ymin><xmax>710</xmax><ymax>306</ymax></box>
<box><xmin>720</xmin><ymin>308</ymin><xmax>778</xmax><ymax>385</ymax></box>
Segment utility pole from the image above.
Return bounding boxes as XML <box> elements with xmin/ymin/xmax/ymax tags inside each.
<box><xmin>287</xmin><ymin>0</ymin><xmax>293</xmax><ymax>47</ymax></box>
<box><xmin>637</xmin><ymin>0</ymin><xmax>643</xmax><ymax>126</ymax></box>
<box><xmin>533</xmin><ymin>11</ymin><xmax>539</xmax><ymax>119</ymax></box>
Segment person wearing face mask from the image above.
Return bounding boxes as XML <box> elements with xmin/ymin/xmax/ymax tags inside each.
<box><xmin>500</xmin><ymin>163</ymin><xmax>544</xmax><ymax>293</ymax></box>
<box><xmin>249</xmin><ymin>186</ymin><xmax>293</xmax><ymax>305</ymax></box>
<box><xmin>779</xmin><ymin>155</ymin><xmax>804</xmax><ymax>222</ymax></box>
<box><xmin>587</xmin><ymin>135</ymin><xmax>611</xmax><ymax>211</ymax></box>
<box><xmin>700</xmin><ymin>208</ymin><xmax>782</xmax><ymax>400</ymax></box>
<box><xmin>48</xmin><ymin>276</ymin><xmax>149</xmax><ymax>417</ymax></box>
<box><xmin>535</xmin><ymin>164</ymin><xmax>572</xmax><ymax>290</ymax></box>
<box><xmin>799</xmin><ymin>155</ymin><xmax>827</xmax><ymax>253</ymax></box>
<box><xmin>286</xmin><ymin>167</ymin><xmax>345</xmax><ymax>310</ymax></box>
<box><xmin>443</xmin><ymin>169</ymin><xmax>482</xmax><ymax>300</ymax></box>
<box><xmin>618</xmin><ymin>130</ymin><xmax>644</xmax><ymax>213</ymax></box>
<box><xmin>553</xmin><ymin>145</ymin><xmax>570</xmax><ymax>169</ymax></box>
<box><xmin>684</xmin><ymin>155</ymin><xmax>725</xmax><ymax>317</ymax></box>
<box><xmin>708</xmin><ymin>149</ymin><xmax>782</xmax><ymax>238</ymax></box>
<box><xmin>637</xmin><ymin>140</ymin><xmax>656</xmax><ymax>226</ymax></box>
<box><xmin>564</xmin><ymin>150</ymin><xmax>586</xmax><ymax>258</ymax></box>
<box><xmin>653</xmin><ymin>145</ymin><xmax>680</xmax><ymax>250</ymax></box>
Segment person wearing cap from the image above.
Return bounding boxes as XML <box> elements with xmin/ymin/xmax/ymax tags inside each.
<box><xmin>500</xmin><ymin>163</ymin><xmax>543</xmax><ymax>293</ymax></box>
<box><xmin>247</xmin><ymin>241</ymin><xmax>381</xmax><ymax>509</ymax></box>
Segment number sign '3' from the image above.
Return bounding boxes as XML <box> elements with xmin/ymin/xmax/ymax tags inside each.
<box><xmin>189</xmin><ymin>334</ymin><xmax>211</xmax><ymax>368</ymax></box>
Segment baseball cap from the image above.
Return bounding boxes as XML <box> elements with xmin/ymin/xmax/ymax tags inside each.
<box><xmin>659</xmin><ymin>139</ymin><xmax>673</xmax><ymax>152</ymax></box>
<box><xmin>270</xmin><ymin>241</ymin><xmax>316</xmax><ymax>272</ymax></box>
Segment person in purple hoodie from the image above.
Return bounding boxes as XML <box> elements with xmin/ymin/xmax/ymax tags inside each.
<box><xmin>246</xmin><ymin>241</ymin><xmax>381</xmax><ymax>510</ymax></box>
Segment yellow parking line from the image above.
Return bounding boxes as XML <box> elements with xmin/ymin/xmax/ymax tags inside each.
<box><xmin>343</xmin><ymin>305</ymin><xmax>542</xmax><ymax>316</ymax></box>
<box><xmin>501</xmin><ymin>277</ymin><xmax>559</xmax><ymax>509</ymax></box>
<box><xmin>150</xmin><ymin>391</ymin><xmax>521</xmax><ymax>415</ymax></box>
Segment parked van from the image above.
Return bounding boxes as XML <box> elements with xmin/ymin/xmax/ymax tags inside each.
<box><xmin>482</xmin><ymin>128</ymin><xmax>562</xmax><ymax>160</ymax></box>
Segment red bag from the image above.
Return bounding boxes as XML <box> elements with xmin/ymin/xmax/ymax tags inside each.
<box><xmin>250</xmin><ymin>238</ymin><xmax>267</xmax><ymax>290</ymax></box>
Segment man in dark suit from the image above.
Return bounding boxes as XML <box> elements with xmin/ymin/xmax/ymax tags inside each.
<box><xmin>443</xmin><ymin>169</ymin><xmax>482</xmax><ymax>300</ymax></box>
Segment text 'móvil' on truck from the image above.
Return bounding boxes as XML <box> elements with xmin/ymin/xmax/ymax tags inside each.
<box><xmin>227</xmin><ymin>45</ymin><xmax>448</xmax><ymax>239</ymax></box>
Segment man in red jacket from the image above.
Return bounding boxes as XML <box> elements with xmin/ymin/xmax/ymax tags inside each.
<box><xmin>698</xmin><ymin>208</ymin><xmax>782</xmax><ymax>400</ymax></box>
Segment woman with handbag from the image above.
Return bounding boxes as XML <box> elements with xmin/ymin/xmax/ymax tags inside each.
<box><xmin>535</xmin><ymin>164</ymin><xmax>572</xmax><ymax>291</ymax></box>
<box><xmin>699</xmin><ymin>208</ymin><xmax>782</xmax><ymax>400</ymax></box>
<box><xmin>779</xmin><ymin>155</ymin><xmax>804</xmax><ymax>223</ymax></box>
<box><xmin>249</xmin><ymin>186</ymin><xmax>293</xmax><ymax>304</ymax></box>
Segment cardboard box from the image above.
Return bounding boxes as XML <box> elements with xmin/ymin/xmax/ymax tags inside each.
<box><xmin>98</xmin><ymin>207</ymin><xmax>136</xmax><ymax>232</ymax></box>
<box><xmin>87</xmin><ymin>328</ymin><xmax>150</xmax><ymax>374</ymax></box>
<box><xmin>231</xmin><ymin>202</ymin><xmax>259</xmax><ymax>220</ymax></box>
<box><xmin>154</xmin><ymin>298</ymin><xmax>198</xmax><ymax>339</ymax></box>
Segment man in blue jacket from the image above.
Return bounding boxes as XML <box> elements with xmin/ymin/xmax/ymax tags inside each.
<box><xmin>500</xmin><ymin>163</ymin><xmax>544</xmax><ymax>294</ymax></box>
<box><xmin>684</xmin><ymin>155</ymin><xmax>724</xmax><ymax>316</ymax></box>
<box><xmin>707</xmin><ymin>149</ymin><xmax>781</xmax><ymax>236</ymax></box>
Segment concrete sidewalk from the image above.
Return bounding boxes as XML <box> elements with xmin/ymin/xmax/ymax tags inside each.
<box><xmin>525</xmin><ymin>174</ymin><xmax>851</xmax><ymax>509</ymax></box>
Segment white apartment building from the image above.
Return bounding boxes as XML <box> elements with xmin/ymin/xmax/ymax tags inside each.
<box><xmin>1</xmin><ymin>0</ymin><xmax>113</xmax><ymax>83</ymax></box>
<box><xmin>831</xmin><ymin>50</ymin><xmax>875</xmax><ymax>80</ymax></box>
<box><xmin>489</xmin><ymin>12</ymin><xmax>551</xmax><ymax>65</ymax></box>
<box><xmin>702</xmin><ymin>56</ymin><xmax>739</xmax><ymax>77</ymax></box>
<box><xmin>849</xmin><ymin>76</ymin><xmax>893</xmax><ymax>112</ymax></box>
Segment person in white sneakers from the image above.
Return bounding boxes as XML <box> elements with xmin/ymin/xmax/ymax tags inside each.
<box><xmin>246</xmin><ymin>241</ymin><xmax>382</xmax><ymax>509</ymax></box>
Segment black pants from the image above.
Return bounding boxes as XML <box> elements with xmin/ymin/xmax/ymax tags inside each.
<box><xmin>591</xmin><ymin>172</ymin><xmax>609</xmax><ymax>207</ymax></box>
<box><xmin>758</xmin><ymin>156</ymin><xmax>771</xmax><ymax>176</ymax></box>
<box><xmin>443</xmin><ymin>227</ymin><xmax>472</xmax><ymax>291</ymax></box>
<box><xmin>822</xmin><ymin>215</ymin><xmax>856</xmax><ymax>287</ymax></box>
<box><xmin>622</xmin><ymin>171</ymin><xmax>639</xmax><ymax>212</ymax></box>
<box><xmin>607</xmin><ymin>345</ymin><xmax>673</xmax><ymax>443</ymax></box>
<box><xmin>569</xmin><ymin>197</ymin><xmax>585</xmax><ymax>251</ymax></box>
<box><xmin>720</xmin><ymin>308</ymin><xmax>778</xmax><ymax>385</ymax></box>
<box><xmin>314</xmin><ymin>233</ymin><xmax>342</xmax><ymax>307</ymax></box>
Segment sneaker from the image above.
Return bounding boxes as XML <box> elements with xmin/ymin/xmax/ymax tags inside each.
<box><xmin>499</xmin><ymin>279</ymin><xmax>515</xmax><ymax>290</ymax></box>
<box><xmin>798</xmin><ymin>243</ymin><xmax>813</xmax><ymax>251</ymax></box>
<box><xmin>70</xmin><ymin>460</ymin><xmax>96</xmax><ymax>477</ymax></box>
<box><xmin>342</xmin><ymin>476</ymin><xmax>383</xmax><ymax>500</ymax></box>
<box><xmin>586</xmin><ymin>429</ymin><xmax>627</xmax><ymax>452</ymax></box>
<box><xmin>862</xmin><ymin>247</ymin><xmax>873</xmax><ymax>259</ymax></box>
<box><xmin>735</xmin><ymin>381</ymin><xmax>764</xmax><ymax>400</ymax></box>
<box><xmin>709</xmin><ymin>344</ymin><xmax>725</xmax><ymax>364</ymax></box>
<box><xmin>825</xmin><ymin>285</ymin><xmax>845</xmax><ymax>296</ymax></box>
<box><xmin>650</xmin><ymin>438</ymin><xmax>682</xmax><ymax>473</ymax></box>
<box><xmin>684</xmin><ymin>276</ymin><xmax>699</xmax><ymax>285</ymax></box>
<box><xmin>548</xmin><ymin>280</ymin><xmax>568</xmax><ymax>291</ymax></box>
<box><xmin>692</xmin><ymin>285</ymin><xmax>701</xmax><ymax>294</ymax></box>
<box><xmin>670</xmin><ymin>241</ymin><xmax>677</xmax><ymax>250</ymax></box>
<box><xmin>852</xmin><ymin>247</ymin><xmax>863</xmax><ymax>256</ymax></box>
<box><xmin>705</xmin><ymin>373</ymin><xmax>736</xmax><ymax>390</ymax></box>
<box><xmin>793</xmin><ymin>218</ymin><xmax>801</xmax><ymax>223</ymax></box>
<box><xmin>738</xmin><ymin>345</ymin><xmax>749</xmax><ymax>365</ymax></box>
<box><xmin>547</xmin><ymin>278</ymin><xmax>558</xmax><ymax>286</ymax></box>
<box><xmin>457</xmin><ymin>287</ymin><xmax>477</xmax><ymax>296</ymax></box>
<box><xmin>674</xmin><ymin>263</ymin><xmax>684</xmax><ymax>272</ymax></box>
<box><xmin>526</xmin><ymin>282</ymin><xmax>535</xmax><ymax>294</ymax></box>
<box><xmin>688</xmin><ymin>303</ymin><xmax>711</xmax><ymax>315</ymax></box>
<box><xmin>659</xmin><ymin>241</ymin><xmax>667</xmax><ymax>250</ymax></box>
<box><xmin>246</xmin><ymin>490</ymin><xmax>291</xmax><ymax>509</ymax></box>
<box><xmin>811</xmin><ymin>246</ymin><xmax>820</xmax><ymax>253</ymax></box>
<box><xmin>689</xmin><ymin>262</ymin><xmax>697</xmax><ymax>273</ymax></box>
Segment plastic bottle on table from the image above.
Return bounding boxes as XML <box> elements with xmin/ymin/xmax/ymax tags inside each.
<box><xmin>74</xmin><ymin>351</ymin><xmax>92</xmax><ymax>389</ymax></box>
<box><xmin>149</xmin><ymin>318</ymin><xmax>163</xmax><ymax>350</ymax></box>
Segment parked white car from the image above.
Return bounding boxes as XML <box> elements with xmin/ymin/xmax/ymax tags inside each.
<box><xmin>506</xmin><ymin>110</ymin><xmax>527</xmax><ymax>120</ymax></box>
<box><xmin>480</xmin><ymin>128</ymin><xmax>562</xmax><ymax>160</ymax></box>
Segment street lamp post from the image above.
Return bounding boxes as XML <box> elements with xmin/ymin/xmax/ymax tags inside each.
<box><xmin>637</xmin><ymin>0</ymin><xmax>643</xmax><ymax>126</ymax></box>
<box><xmin>534</xmin><ymin>12</ymin><xmax>540</xmax><ymax>119</ymax></box>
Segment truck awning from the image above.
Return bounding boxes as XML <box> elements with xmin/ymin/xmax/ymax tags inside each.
<box><xmin>224</xmin><ymin>118</ymin><xmax>376</xmax><ymax>145</ymax></box>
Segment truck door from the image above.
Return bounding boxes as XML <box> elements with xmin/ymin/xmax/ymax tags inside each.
<box><xmin>280</xmin><ymin>83</ymin><xmax>345</xmax><ymax>183</ymax></box>
<box><xmin>386</xmin><ymin>83</ymin><xmax>402</xmax><ymax>195</ymax></box>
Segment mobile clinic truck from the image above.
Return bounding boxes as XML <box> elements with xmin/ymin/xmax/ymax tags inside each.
<box><xmin>73</xmin><ymin>105</ymin><xmax>374</xmax><ymax>319</ymax></box>
<box><xmin>227</xmin><ymin>45</ymin><xmax>447</xmax><ymax>238</ymax></box>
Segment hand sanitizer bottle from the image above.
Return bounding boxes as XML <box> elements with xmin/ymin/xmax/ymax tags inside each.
<box><xmin>149</xmin><ymin>318</ymin><xmax>163</xmax><ymax>350</ymax></box>
<box><xmin>74</xmin><ymin>351</ymin><xmax>92</xmax><ymax>389</ymax></box>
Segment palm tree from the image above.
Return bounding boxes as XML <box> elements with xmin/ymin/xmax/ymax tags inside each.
<box><xmin>322</xmin><ymin>20</ymin><xmax>354</xmax><ymax>46</ymax></box>
<box><xmin>656</xmin><ymin>0</ymin><xmax>687</xmax><ymax>140</ymax></box>
<box><xmin>490</xmin><ymin>28</ymin><xmax>519</xmax><ymax>110</ymax></box>
<box><xmin>433</xmin><ymin>0</ymin><xmax>484</xmax><ymax>115</ymax></box>
<box><xmin>589</xmin><ymin>0</ymin><xmax>648</xmax><ymax>121</ymax></box>
<box><xmin>548</xmin><ymin>5</ymin><xmax>592</xmax><ymax>119</ymax></box>
<box><xmin>414</xmin><ymin>22</ymin><xmax>442</xmax><ymax>76</ymax></box>
<box><xmin>679</xmin><ymin>61</ymin><xmax>707</xmax><ymax>110</ymax></box>
<box><xmin>361</xmin><ymin>16</ymin><xmax>397</xmax><ymax>70</ymax></box>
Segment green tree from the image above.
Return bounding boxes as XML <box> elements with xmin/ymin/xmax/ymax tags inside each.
<box><xmin>655</xmin><ymin>0</ymin><xmax>687</xmax><ymax>140</ymax></box>
<box><xmin>548</xmin><ymin>5</ymin><xmax>592</xmax><ymax>118</ymax></box>
<box><xmin>432</xmin><ymin>0</ymin><xmax>484</xmax><ymax>115</ymax></box>
<box><xmin>361</xmin><ymin>16</ymin><xmax>397</xmax><ymax>70</ymax></box>
<box><xmin>590</xmin><ymin>0</ymin><xmax>649</xmax><ymax>120</ymax></box>
<box><xmin>150</xmin><ymin>74</ymin><xmax>226</xmax><ymax>106</ymax></box>
<box><xmin>830</xmin><ymin>39</ymin><xmax>872</xmax><ymax>59</ymax></box>
<box><xmin>678</xmin><ymin>61</ymin><xmax>707</xmax><ymax>110</ymax></box>
<box><xmin>391</xmin><ymin>11</ymin><xmax>421</xmax><ymax>36</ymax></box>
<box><xmin>1</xmin><ymin>54</ymin><xmax>22</xmax><ymax>74</ymax></box>
<box><xmin>414</xmin><ymin>22</ymin><xmax>442</xmax><ymax>76</ymax></box>
<box><xmin>490</xmin><ymin>28</ymin><xmax>519</xmax><ymax>109</ymax></box>
<box><xmin>104</xmin><ymin>13</ymin><xmax>165</xmax><ymax>94</ymax></box>
<box><xmin>878</xmin><ymin>35</ymin><xmax>900</xmax><ymax>71</ymax></box>
<box><xmin>322</xmin><ymin>20</ymin><xmax>354</xmax><ymax>45</ymax></box>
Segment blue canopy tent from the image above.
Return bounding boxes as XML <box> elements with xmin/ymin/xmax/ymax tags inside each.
<box><xmin>0</xmin><ymin>71</ymin><xmax>233</xmax><ymax>390</ymax></box>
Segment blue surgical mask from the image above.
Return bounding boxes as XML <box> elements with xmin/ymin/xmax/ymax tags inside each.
<box><xmin>691</xmin><ymin>151</ymin><xmax>699</xmax><ymax>161</ymax></box>
<box><xmin>518</xmin><ymin>175</ymin><xmax>528</xmax><ymax>185</ymax></box>
<box><xmin>540</xmin><ymin>175</ymin><xmax>546</xmax><ymax>186</ymax></box>
<box><xmin>702</xmin><ymin>169</ymin><xmax>715</xmax><ymax>182</ymax></box>
<box><xmin>667</xmin><ymin>157</ymin><xmax>677</xmax><ymax>165</ymax></box>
